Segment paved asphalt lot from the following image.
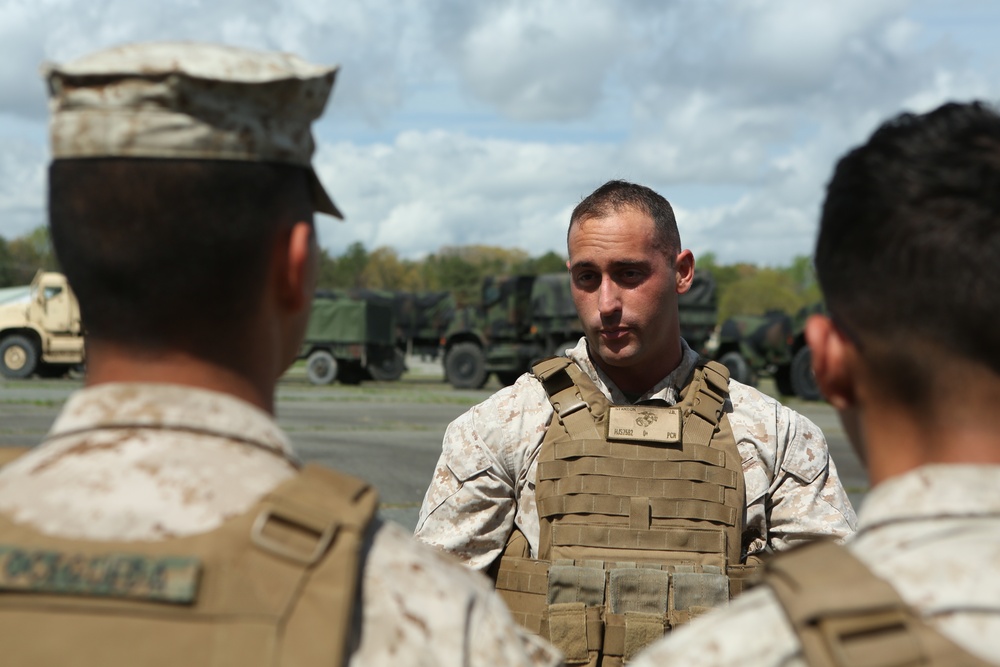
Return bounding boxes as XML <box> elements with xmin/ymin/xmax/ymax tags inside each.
<box><xmin>0</xmin><ymin>357</ymin><xmax>867</xmax><ymax>532</ymax></box>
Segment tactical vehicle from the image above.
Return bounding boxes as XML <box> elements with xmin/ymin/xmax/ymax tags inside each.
<box><xmin>0</xmin><ymin>271</ymin><xmax>85</xmax><ymax>379</ymax></box>
<box><xmin>776</xmin><ymin>303</ymin><xmax>824</xmax><ymax>401</ymax></box>
<box><xmin>441</xmin><ymin>272</ymin><xmax>719</xmax><ymax>389</ymax></box>
<box><xmin>705</xmin><ymin>303</ymin><xmax>823</xmax><ymax>400</ymax></box>
<box><xmin>316</xmin><ymin>288</ymin><xmax>457</xmax><ymax>381</ymax></box>
<box><xmin>299</xmin><ymin>294</ymin><xmax>399</xmax><ymax>385</ymax></box>
<box><xmin>707</xmin><ymin>310</ymin><xmax>793</xmax><ymax>386</ymax></box>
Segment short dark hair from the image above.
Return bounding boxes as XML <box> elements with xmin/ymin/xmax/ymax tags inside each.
<box><xmin>49</xmin><ymin>158</ymin><xmax>313</xmax><ymax>358</ymax></box>
<box><xmin>816</xmin><ymin>101</ymin><xmax>1000</xmax><ymax>406</ymax></box>
<box><xmin>569</xmin><ymin>180</ymin><xmax>681</xmax><ymax>256</ymax></box>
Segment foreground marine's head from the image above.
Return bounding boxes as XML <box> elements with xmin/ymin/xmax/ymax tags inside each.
<box><xmin>44</xmin><ymin>42</ymin><xmax>341</xmax><ymax>377</ymax></box>
<box><xmin>807</xmin><ymin>101</ymin><xmax>1000</xmax><ymax>476</ymax></box>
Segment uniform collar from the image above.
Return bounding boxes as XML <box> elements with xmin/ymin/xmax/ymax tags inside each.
<box><xmin>566</xmin><ymin>338</ymin><xmax>700</xmax><ymax>406</ymax></box>
<box><xmin>47</xmin><ymin>383</ymin><xmax>298</xmax><ymax>464</ymax></box>
<box><xmin>857</xmin><ymin>464</ymin><xmax>1000</xmax><ymax>533</ymax></box>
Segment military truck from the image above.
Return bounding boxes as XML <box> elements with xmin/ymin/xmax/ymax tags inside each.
<box><xmin>0</xmin><ymin>271</ymin><xmax>85</xmax><ymax>379</ymax></box>
<box><xmin>706</xmin><ymin>310</ymin><xmax>793</xmax><ymax>386</ymax></box>
<box><xmin>315</xmin><ymin>288</ymin><xmax>457</xmax><ymax>380</ymax></box>
<box><xmin>299</xmin><ymin>294</ymin><xmax>400</xmax><ymax>385</ymax></box>
<box><xmin>773</xmin><ymin>303</ymin><xmax>824</xmax><ymax>401</ymax></box>
<box><xmin>705</xmin><ymin>303</ymin><xmax>823</xmax><ymax>400</ymax></box>
<box><xmin>442</xmin><ymin>272</ymin><xmax>719</xmax><ymax>389</ymax></box>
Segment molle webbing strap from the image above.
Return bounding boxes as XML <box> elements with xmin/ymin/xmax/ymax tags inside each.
<box><xmin>551</xmin><ymin>439</ymin><xmax>728</xmax><ymax>466</ymax></box>
<box><xmin>545</xmin><ymin>475</ymin><xmax>733</xmax><ymax>501</ymax></box>
<box><xmin>538</xmin><ymin>495</ymin><xmax>738</xmax><ymax>526</ymax></box>
<box><xmin>551</xmin><ymin>525</ymin><xmax>727</xmax><ymax>554</ymax></box>
<box><xmin>537</xmin><ymin>459</ymin><xmax>738</xmax><ymax>487</ymax></box>
<box><xmin>767</xmin><ymin>541</ymin><xmax>994</xmax><ymax>667</ymax></box>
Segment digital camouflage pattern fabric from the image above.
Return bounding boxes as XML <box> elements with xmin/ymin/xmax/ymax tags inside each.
<box><xmin>415</xmin><ymin>337</ymin><xmax>856</xmax><ymax>571</ymax></box>
<box><xmin>0</xmin><ymin>384</ymin><xmax>562</xmax><ymax>667</ymax></box>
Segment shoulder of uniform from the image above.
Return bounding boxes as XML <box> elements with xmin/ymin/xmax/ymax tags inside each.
<box><xmin>365</xmin><ymin>521</ymin><xmax>497</xmax><ymax>598</ymax></box>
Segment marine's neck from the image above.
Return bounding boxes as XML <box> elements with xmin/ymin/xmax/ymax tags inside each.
<box><xmin>84</xmin><ymin>342</ymin><xmax>276</xmax><ymax>414</ymax></box>
<box><xmin>858</xmin><ymin>381</ymin><xmax>1000</xmax><ymax>487</ymax></box>
<box><xmin>590</xmin><ymin>342</ymin><xmax>684</xmax><ymax>396</ymax></box>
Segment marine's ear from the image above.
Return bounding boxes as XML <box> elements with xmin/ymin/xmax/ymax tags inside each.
<box><xmin>804</xmin><ymin>314</ymin><xmax>856</xmax><ymax>410</ymax></box>
<box><xmin>674</xmin><ymin>250</ymin><xmax>695</xmax><ymax>294</ymax></box>
<box><xmin>275</xmin><ymin>220</ymin><xmax>317</xmax><ymax>314</ymax></box>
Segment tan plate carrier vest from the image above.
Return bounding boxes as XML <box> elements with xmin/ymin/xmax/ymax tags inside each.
<box><xmin>495</xmin><ymin>357</ymin><xmax>760</xmax><ymax>666</ymax></box>
<box><xmin>767</xmin><ymin>540</ymin><xmax>996</xmax><ymax>667</ymax></box>
<box><xmin>0</xmin><ymin>456</ymin><xmax>378</xmax><ymax>667</ymax></box>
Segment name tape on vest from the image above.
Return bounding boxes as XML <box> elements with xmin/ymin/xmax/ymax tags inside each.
<box><xmin>607</xmin><ymin>406</ymin><xmax>682</xmax><ymax>443</ymax></box>
<box><xmin>0</xmin><ymin>545</ymin><xmax>201</xmax><ymax>604</ymax></box>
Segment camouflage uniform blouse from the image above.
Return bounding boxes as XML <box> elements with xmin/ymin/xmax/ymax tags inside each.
<box><xmin>0</xmin><ymin>383</ymin><xmax>561</xmax><ymax>667</ymax></box>
<box><xmin>627</xmin><ymin>464</ymin><xmax>1000</xmax><ymax>666</ymax></box>
<box><xmin>415</xmin><ymin>338</ymin><xmax>856</xmax><ymax>570</ymax></box>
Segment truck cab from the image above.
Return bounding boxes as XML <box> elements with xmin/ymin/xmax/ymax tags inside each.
<box><xmin>0</xmin><ymin>271</ymin><xmax>85</xmax><ymax>379</ymax></box>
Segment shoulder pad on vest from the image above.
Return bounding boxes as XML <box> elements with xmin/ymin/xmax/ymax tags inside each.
<box><xmin>253</xmin><ymin>464</ymin><xmax>378</xmax><ymax>565</ymax></box>
<box><xmin>532</xmin><ymin>356</ymin><xmax>574</xmax><ymax>382</ymax></box>
<box><xmin>765</xmin><ymin>540</ymin><xmax>992</xmax><ymax>667</ymax></box>
<box><xmin>699</xmin><ymin>360</ymin><xmax>730</xmax><ymax>397</ymax></box>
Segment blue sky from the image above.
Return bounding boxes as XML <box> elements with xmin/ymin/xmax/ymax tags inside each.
<box><xmin>1</xmin><ymin>0</ymin><xmax>998</xmax><ymax>265</ymax></box>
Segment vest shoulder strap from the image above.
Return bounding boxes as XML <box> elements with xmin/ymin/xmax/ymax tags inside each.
<box><xmin>677</xmin><ymin>360</ymin><xmax>730</xmax><ymax>446</ymax></box>
<box><xmin>532</xmin><ymin>356</ymin><xmax>605</xmax><ymax>440</ymax></box>
<box><xmin>258</xmin><ymin>464</ymin><xmax>379</xmax><ymax>667</ymax></box>
<box><xmin>766</xmin><ymin>540</ymin><xmax>995</xmax><ymax>667</ymax></box>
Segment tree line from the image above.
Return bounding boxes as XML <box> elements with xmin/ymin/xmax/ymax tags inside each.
<box><xmin>0</xmin><ymin>227</ymin><xmax>821</xmax><ymax>321</ymax></box>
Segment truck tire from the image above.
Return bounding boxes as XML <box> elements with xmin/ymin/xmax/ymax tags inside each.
<box><xmin>338</xmin><ymin>362</ymin><xmax>365</xmax><ymax>385</ymax></box>
<box><xmin>368</xmin><ymin>348</ymin><xmax>406</xmax><ymax>382</ymax></box>
<box><xmin>773</xmin><ymin>364</ymin><xmax>795</xmax><ymax>397</ymax></box>
<box><xmin>790</xmin><ymin>346</ymin><xmax>822</xmax><ymax>401</ymax></box>
<box><xmin>306</xmin><ymin>350</ymin><xmax>338</xmax><ymax>385</ymax></box>
<box><xmin>495</xmin><ymin>371</ymin><xmax>522</xmax><ymax>386</ymax></box>
<box><xmin>0</xmin><ymin>335</ymin><xmax>39</xmax><ymax>379</ymax></box>
<box><xmin>446</xmin><ymin>342</ymin><xmax>488</xmax><ymax>389</ymax></box>
<box><xmin>718</xmin><ymin>351</ymin><xmax>753</xmax><ymax>386</ymax></box>
<box><xmin>37</xmin><ymin>363</ymin><xmax>72</xmax><ymax>379</ymax></box>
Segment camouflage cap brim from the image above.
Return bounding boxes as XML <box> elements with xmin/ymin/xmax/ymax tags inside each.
<box><xmin>43</xmin><ymin>41</ymin><xmax>343</xmax><ymax>218</ymax></box>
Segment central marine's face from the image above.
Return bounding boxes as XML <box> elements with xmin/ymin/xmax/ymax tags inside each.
<box><xmin>567</xmin><ymin>206</ymin><xmax>693</xmax><ymax>393</ymax></box>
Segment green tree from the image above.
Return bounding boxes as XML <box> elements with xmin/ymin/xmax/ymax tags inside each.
<box><xmin>513</xmin><ymin>250</ymin><xmax>567</xmax><ymax>275</ymax></box>
<box><xmin>361</xmin><ymin>247</ymin><xmax>422</xmax><ymax>290</ymax></box>
<box><xmin>423</xmin><ymin>252</ymin><xmax>482</xmax><ymax>305</ymax></box>
<box><xmin>718</xmin><ymin>268</ymin><xmax>802</xmax><ymax>321</ymax></box>
<box><xmin>316</xmin><ymin>241</ymin><xmax>370</xmax><ymax>289</ymax></box>
<box><xmin>0</xmin><ymin>238</ymin><xmax>16</xmax><ymax>287</ymax></box>
<box><xmin>3</xmin><ymin>226</ymin><xmax>58</xmax><ymax>285</ymax></box>
<box><xmin>783</xmin><ymin>255</ymin><xmax>822</xmax><ymax>305</ymax></box>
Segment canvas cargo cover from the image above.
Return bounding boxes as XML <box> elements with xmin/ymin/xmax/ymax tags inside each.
<box><xmin>305</xmin><ymin>298</ymin><xmax>395</xmax><ymax>345</ymax></box>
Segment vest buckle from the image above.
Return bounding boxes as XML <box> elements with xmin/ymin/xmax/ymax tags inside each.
<box><xmin>251</xmin><ymin>507</ymin><xmax>338</xmax><ymax>565</ymax></box>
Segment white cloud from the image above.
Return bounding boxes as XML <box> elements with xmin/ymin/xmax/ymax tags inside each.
<box><xmin>454</xmin><ymin>0</ymin><xmax>624</xmax><ymax>121</ymax></box>
<box><xmin>0</xmin><ymin>0</ymin><xmax>997</xmax><ymax>270</ymax></box>
<box><xmin>314</xmin><ymin>130</ymin><xmax>616</xmax><ymax>258</ymax></box>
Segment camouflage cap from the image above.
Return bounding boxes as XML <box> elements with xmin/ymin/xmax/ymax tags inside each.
<box><xmin>43</xmin><ymin>41</ymin><xmax>343</xmax><ymax>218</ymax></box>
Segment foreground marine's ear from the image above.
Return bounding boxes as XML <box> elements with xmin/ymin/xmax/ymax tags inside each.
<box><xmin>805</xmin><ymin>314</ymin><xmax>856</xmax><ymax>410</ymax></box>
<box><xmin>674</xmin><ymin>250</ymin><xmax>695</xmax><ymax>294</ymax></box>
<box><xmin>275</xmin><ymin>220</ymin><xmax>317</xmax><ymax>314</ymax></box>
